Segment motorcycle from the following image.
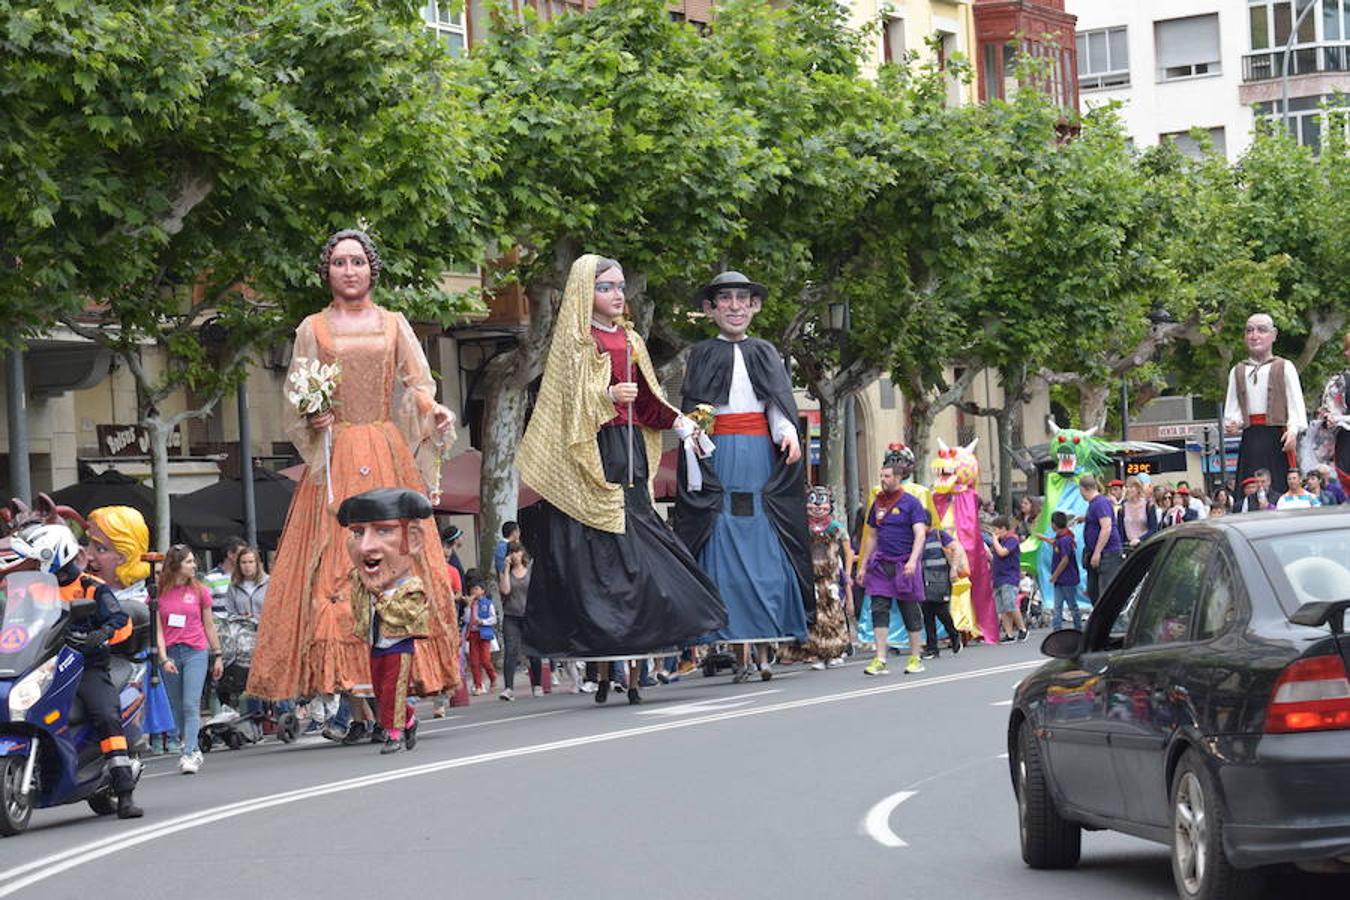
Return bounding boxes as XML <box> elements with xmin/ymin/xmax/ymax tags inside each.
<box><xmin>0</xmin><ymin>558</ymin><xmax>151</xmax><ymax>835</ymax></box>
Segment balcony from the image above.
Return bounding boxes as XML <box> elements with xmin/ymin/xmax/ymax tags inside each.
<box><xmin>1243</xmin><ymin>42</ymin><xmax>1350</xmax><ymax>81</ymax></box>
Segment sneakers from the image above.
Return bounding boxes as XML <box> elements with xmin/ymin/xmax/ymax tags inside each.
<box><xmin>731</xmin><ymin>666</ymin><xmax>754</xmax><ymax>684</ymax></box>
<box><xmin>380</xmin><ymin>739</ymin><xmax>403</xmax><ymax>755</ymax></box>
<box><xmin>1017</xmin><ymin>629</ymin><xmax>1029</xmax><ymax>642</ymax></box>
<box><xmin>950</xmin><ymin>635</ymin><xmax>963</xmax><ymax>655</ymax></box>
<box><xmin>531</xmin><ymin>685</ymin><xmax>544</xmax><ymax>697</ymax></box>
<box><xmin>1000</xmin><ymin>634</ymin><xmax>1016</xmax><ymax>644</ymax></box>
<box><xmin>904</xmin><ymin>655</ymin><xmax>926</xmax><ymax>674</ymax></box>
<box><xmin>809</xmin><ymin>660</ymin><xmax>826</xmax><ymax>671</ymax></box>
<box><xmin>403</xmin><ymin>719</ymin><xmax>418</xmax><ymax>751</ymax></box>
<box><xmin>499</xmin><ymin>689</ymin><xmax>514</xmax><ymax>702</ymax></box>
<box><xmin>178</xmin><ymin>751</ymin><xmax>202</xmax><ymax>775</ymax></box>
<box><xmin>580</xmin><ymin>681</ymin><xmax>598</xmax><ymax>694</ymax></box>
<box><xmin>675</xmin><ymin>659</ymin><xmax>698</xmax><ymax>677</ymax></box>
<box><xmin>759</xmin><ymin>663</ymin><xmax>773</xmax><ymax>682</ymax></box>
<box><xmin>627</xmin><ymin>687</ymin><xmax>642</xmax><ymax>705</ymax></box>
<box><xmin>863</xmin><ymin>657</ymin><xmax>890</xmax><ymax>677</ymax></box>
<box><xmin>920</xmin><ymin>648</ymin><xmax>939</xmax><ymax>660</ymax></box>
<box><xmin>302</xmin><ymin>719</ymin><xmax>324</xmax><ymax>735</ymax></box>
<box><xmin>826</xmin><ymin>656</ymin><xmax>845</xmax><ymax>668</ymax></box>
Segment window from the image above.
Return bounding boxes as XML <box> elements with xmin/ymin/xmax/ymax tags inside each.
<box><xmin>1076</xmin><ymin>26</ymin><xmax>1130</xmax><ymax>89</ymax></box>
<box><xmin>879</xmin><ymin>377</ymin><xmax>896</xmax><ymax>410</ymax></box>
<box><xmin>1160</xmin><ymin>127</ymin><xmax>1228</xmax><ymax>158</ymax></box>
<box><xmin>422</xmin><ymin>0</ymin><xmax>466</xmax><ymax>56</ymax></box>
<box><xmin>1195</xmin><ymin>557</ymin><xmax>1237</xmax><ymax>640</ymax></box>
<box><xmin>1156</xmin><ymin>14</ymin><xmax>1222</xmax><ymax>81</ymax></box>
<box><xmin>1254</xmin><ymin>94</ymin><xmax>1350</xmax><ymax>150</ymax></box>
<box><xmin>883</xmin><ymin>17</ymin><xmax>907</xmax><ymax>64</ymax></box>
<box><xmin>1129</xmin><ymin>539</ymin><xmax>1213</xmax><ymax>647</ymax></box>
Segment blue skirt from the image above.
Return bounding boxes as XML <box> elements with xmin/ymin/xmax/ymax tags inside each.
<box><xmin>699</xmin><ymin>433</ymin><xmax>808</xmax><ymax>642</ymax></box>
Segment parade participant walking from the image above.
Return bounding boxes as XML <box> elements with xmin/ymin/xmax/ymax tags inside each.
<box><xmin>1316</xmin><ymin>329</ymin><xmax>1350</xmax><ymax>495</ymax></box>
<box><xmin>1077</xmin><ymin>475</ymin><xmax>1123</xmax><ymax>605</ymax></box>
<box><xmin>781</xmin><ymin>486</ymin><xmax>851</xmax><ymax>669</ymax></box>
<box><xmin>855</xmin><ymin>458</ymin><xmax>929</xmax><ymax>675</ymax></box>
<box><xmin>675</xmin><ymin>271</ymin><xmax>811</xmax><ymax>683</ymax></box>
<box><xmin>338</xmin><ymin>488</ymin><xmax>434</xmax><ymax>755</ymax></box>
<box><xmin>518</xmin><ymin>255</ymin><xmax>725</xmax><ymax>706</ymax></box>
<box><xmin>465</xmin><ymin>572</ymin><xmax>497</xmax><ymax>695</ymax></box>
<box><xmin>1223</xmin><ymin>314</ymin><xmax>1308</xmax><ymax>483</ymax></box>
<box><xmin>498</xmin><ymin>542</ymin><xmax>543</xmax><ymax>699</ymax></box>
<box><xmin>1040</xmin><ymin>512</ymin><xmax>1082</xmax><ymax>630</ymax></box>
<box><xmin>990</xmin><ymin>516</ymin><xmax>1028</xmax><ymax>642</ymax></box>
<box><xmin>249</xmin><ymin>230</ymin><xmax>460</xmax><ymax>704</ymax></box>
<box><xmin>155</xmin><ymin>545</ymin><xmax>224</xmax><ymax>775</ymax></box>
<box><xmin>918</xmin><ymin>524</ymin><xmax>966</xmax><ymax>659</ymax></box>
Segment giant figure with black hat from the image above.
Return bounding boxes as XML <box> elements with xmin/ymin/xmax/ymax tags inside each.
<box><xmin>676</xmin><ymin>271</ymin><xmax>813</xmax><ymax>682</ymax></box>
<box><xmin>338</xmin><ymin>487</ymin><xmax>444</xmax><ymax>754</ymax></box>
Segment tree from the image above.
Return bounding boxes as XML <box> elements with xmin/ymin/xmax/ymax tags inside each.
<box><xmin>3</xmin><ymin>1</ymin><xmax>488</xmax><ymax>545</ymax></box>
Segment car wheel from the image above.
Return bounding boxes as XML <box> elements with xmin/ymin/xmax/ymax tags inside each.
<box><xmin>1170</xmin><ymin>749</ymin><xmax>1265</xmax><ymax>900</ymax></box>
<box><xmin>1016</xmin><ymin>720</ymin><xmax>1081</xmax><ymax>868</ymax></box>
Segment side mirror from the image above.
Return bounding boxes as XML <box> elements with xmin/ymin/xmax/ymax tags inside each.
<box><xmin>1040</xmin><ymin>628</ymin><xmax>1083</xmax><ymax>659</ymax></box>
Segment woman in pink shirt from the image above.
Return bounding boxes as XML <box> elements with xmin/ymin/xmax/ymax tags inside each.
<box><xmin>155</xmin><ymin>546</ymin><xmax>223</xmax><ymax>774</ymax></box>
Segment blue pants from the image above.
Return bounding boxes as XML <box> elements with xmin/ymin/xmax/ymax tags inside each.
<box><xmin>164</xmin><ymin>644</ymin><xmax>209</xmax><ymax>754</ymax></box>
<box><xmin>1052</xmin><ymin>584</ymin><xmax>1082</xmax><ymax>631</ymax></box>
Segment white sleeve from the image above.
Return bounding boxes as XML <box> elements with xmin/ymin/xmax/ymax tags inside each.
<box><xmin>767</xmin><ymin>404</ymin><xmax>796</xmax><ymax>443</ymax></box>
<box><xmin>1284</xmin><ymin>361</ymin><xmax>1307</xmax><ymax>432</ymax></box>
<box><xmin>1223</xmin><ymin>366</ymin><xmax>1241</xmax><ymax>427</ymax></box>
<box><xmin>672</xmin><ymin>414</ymin><xmax>694</xmax><ymax>440</ymax></box>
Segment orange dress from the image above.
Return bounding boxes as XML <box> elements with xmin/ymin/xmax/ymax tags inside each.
<box><xmin>247</xmin><ymin>306</ymin><xmax>461</xmax><ymax>699</ymax></box>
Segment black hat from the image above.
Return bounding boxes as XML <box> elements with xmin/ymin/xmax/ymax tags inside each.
<box><xmin>336</xmin><ymin>488</ymin><xmax>432</xmax><ymax>526</ymax></box>
<box><xmin>696</xmin><ymin>271</ymin><xmax>767</xmax><ymax>306</ymax></box>
<box><xmin>440</xmin><ymin>524</ymin><xmax>464</xmax><ymax>543</ymax></box>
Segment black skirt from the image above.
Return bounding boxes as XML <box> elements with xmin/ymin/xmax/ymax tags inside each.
<box><xmin>1236</xmin><ymin>424</ymin><xmax>1295</xmax><ymax>484</ymax></box>
<box><xmin>1336</xmin><ymin>429</ymin><xmax>1350</xmax><ymax>493</ymax></box>
<box><xmin>523</xmin><ymin>426</ymin><xmax>727</xmax><ymax>657</ymax></box>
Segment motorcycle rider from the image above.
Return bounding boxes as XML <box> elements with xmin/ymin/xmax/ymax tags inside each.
<box><xmin>15</xmin><ymin>524</ymin><xmax>144</xmax><ymax>819</ymax></box>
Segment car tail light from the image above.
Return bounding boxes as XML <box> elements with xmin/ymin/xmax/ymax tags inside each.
<box><xmin>1265</xmin><ymin>654</ymin><xmax>1350</xmax><ymax>734</ymax></box>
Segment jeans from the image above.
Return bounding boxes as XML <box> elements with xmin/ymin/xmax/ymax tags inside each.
<box><xmin>164</xmin><ymin>644</ymin><xmax>209</xmax><ymax>755</ymax></box>
<box><xmin>501</xmin><ymin>614</ymin><xmax>542</xmax><ymax>691</ymax></box>
<box><xmin>1052</xmin><ymin>585</ymin><xmax>1082</xmax><ymax>631</ymax></box>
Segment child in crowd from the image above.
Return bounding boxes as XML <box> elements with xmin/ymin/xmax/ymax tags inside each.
<box><xmin>990</xmin><ymin>516</ymin><xmax>1028</xmax><ymax>642</ymax></box>
<box><xmin>1038</xmin><ymin>511</ymin><xmax>1081</xmax><ymax>631</ymax></box>
<box><xmin>465</xmin><ymin>571</ymin><xmax>497</xmax><ymax>695</ymax></box>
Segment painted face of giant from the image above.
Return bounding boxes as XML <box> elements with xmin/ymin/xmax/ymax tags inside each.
<box><xmin>704</xmin><ymin>288</ymin><xmax>761</xmax><ymax>339</ymax></box>
<box><xmin>84</xmin><ymin>522</ymin><xmax>127</xmax><ymax>588</ymax></box>
<box><xmin>592</xmin><ymin>264</ymin><xmax>626</xmax><ymax>325</ymax></box>
<box><xmin>346</xmin><ymin>518</ymin><xmax>422</xmax><ymax>593</ymax></box>
<box><xmin>1244</xmin><ymin>314</ymin><xmax>1276</xmax><ymax>359</ymax></box>
<box><xmin>328</xmin><ymin>238</ymin><xmax>372</xmax><ymax>304</ymax></box>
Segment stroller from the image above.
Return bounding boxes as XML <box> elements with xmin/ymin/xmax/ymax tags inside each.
<box><xmin>198</xmin><ymin>615</ymin><xmax>299</xmax><ymax>751</ymax></box>
<box><xmin>1019</xmin><ymin>573</ymin><xmax>1051</xmax><ymax>630</ymax></box>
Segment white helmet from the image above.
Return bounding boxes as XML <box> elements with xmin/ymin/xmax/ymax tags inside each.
<box><xmin>10</xmin><ymin>523</ymin><xmax>81</xmax><ymax>576</ymax></box>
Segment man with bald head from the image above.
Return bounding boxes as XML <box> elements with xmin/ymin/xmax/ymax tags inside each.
<box><xmin>1223</xmin><ymin>313</ymin><xmax>1307</xmax><ymax>485</ymax></box>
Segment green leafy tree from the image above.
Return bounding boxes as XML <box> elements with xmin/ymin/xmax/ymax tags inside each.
<box><xmin>2</xmin><ymin>0</ymin><xmax>488</xmax><ymax>545</ymax></box>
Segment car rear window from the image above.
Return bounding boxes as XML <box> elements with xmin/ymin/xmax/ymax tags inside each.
<box><xmin>1252</xmin><ymin>529</ymin><xmax>1350</xmax><ymax>617</ymax></box>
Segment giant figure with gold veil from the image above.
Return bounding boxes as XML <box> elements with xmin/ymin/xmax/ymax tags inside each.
<box><xmin>517</xmin><ymin>255</ymin><xmax>726</xmax><ymax>685</ymax></box>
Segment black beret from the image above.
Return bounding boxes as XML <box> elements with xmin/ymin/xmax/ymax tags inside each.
<box><xmin>337</xmin><ymin>488</ymin><xmax>432</xmax><ymax>526</ymax></box>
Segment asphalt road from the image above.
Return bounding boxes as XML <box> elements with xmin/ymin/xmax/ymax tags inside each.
<box><xmin>1</xmin><ymin>639</ymin><xmax>1345</xmax><ymax>899</ymax></box>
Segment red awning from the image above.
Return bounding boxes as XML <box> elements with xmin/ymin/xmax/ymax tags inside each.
<box><xmin>279</xmin><ymin>451</ymin><xmax>541</xmax><ymax>515</ymax></box>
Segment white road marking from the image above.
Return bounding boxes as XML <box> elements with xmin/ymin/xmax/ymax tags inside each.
<box><xmin>995</xmin><ymin>753</ymin><xmax>1009</xmax><ymax>759</ymax></box>
<box><xmin>990</xmin><ymin>699</ymin><xmax>1013</xmax><ymax>706</ymax></box>
<box><xmin>634</xmin><ymin>689</ymin><xmax>780</xmax><ymax>717</ymax></box>
<box><xmin>861</xmin><ymin>790</ymin><xmax>916</xmax><ymax>848</ymax></box>
<box><xmin>0</xmin><ymin>658</ymin><xmax>1039</xmax><ymax>896</ymax></box>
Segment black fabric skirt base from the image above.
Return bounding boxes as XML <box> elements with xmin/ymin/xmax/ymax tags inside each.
<box><xmin>1336</xmin><ymin>429</ymin><xmax>1350</xmax><ymax>494</ymax></box>
<box><xmin>523</xmin><ymin>426</ymin><xmax>728</xmax><ymax>657</ymax></box>
<box><xmin>1236</xmin><ymin>424</ymin><xmax>1296</xmax><ymax>484</ymax></box>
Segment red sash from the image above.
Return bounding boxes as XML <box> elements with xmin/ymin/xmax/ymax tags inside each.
<box><xmin>714</xmin><ymin>412</ymin><xmax>769</xmax><ymax>435</ymax></box>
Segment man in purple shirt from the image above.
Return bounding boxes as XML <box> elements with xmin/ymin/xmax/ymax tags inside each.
<box><xmin>1078</xmin><ymin>474</ymin><xmax>1123</xmax><ymax>607</ymax></box>
<box><xmin>855</xmin><ymin>459</ymin><xmax>930</xmax><ymax>675</ymax></box>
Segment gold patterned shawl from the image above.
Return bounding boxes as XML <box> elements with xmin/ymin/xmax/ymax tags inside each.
<box><xmin>517</xmin><ymin>254</ymin><xmax>675</xmax><ymax>534</ymax></box>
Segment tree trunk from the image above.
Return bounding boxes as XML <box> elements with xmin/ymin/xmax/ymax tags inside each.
<box><xmin>817</xmin><ymin>379</ymin><xmax>846</xmax><ymax>505</ymax></box>
<box><xmin>1079</xmin><ymin>382</ymin><xmax>1111</xmax><ymax>433</ymax></box>
<box><xmin>477</xmin><ymin>371</ymin><xmax>530</xmax><ymax>574</ymax></box>
<box><xmin>993</xmin><ymin>407</ymin><xmax>1013</xmax><ymax>514</ymax></box>
<box><xmin>907</xmin><ymin>397</ymin><xmax>935</xmax><ymax>480</ymax></box>
<box><xmin>146</xmin><ymin>416</ymin><xmax>173</xmax><ymax>551</ymax></box>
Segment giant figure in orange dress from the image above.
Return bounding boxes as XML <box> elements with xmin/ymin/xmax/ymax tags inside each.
<box><xmin>248</xmin><ymin>229</ymin><xmax>460</xmax><ymax>700</ymax></box>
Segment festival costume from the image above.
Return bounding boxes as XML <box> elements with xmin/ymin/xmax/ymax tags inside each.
<box><xmin>1317</xmin><ymin>369</ymin><xmax>1350</xmax><ymax>495</ymax></box>
<box><xmin>930</xmin><ymin>439</ymin><xmax>998</xmax><ymax>643</ymax></box>
<box><xmin>1223</xmin><ymin>356</ymin><xmax>1307</xmax><ymax>482</ymax></box>
<box><xmin>518</xmin><ymin>255</ymin><xmax>726</xmax><ymax>658</ymax></box>
<box><xmin>349</xmin><ymin>574</ymin><xmax>426</xmax><ymax>740</ymax></box>
<box><xmin>248</xmin><ymin>306</ymin><xmax>460</xmax><ymax>700</ymax></box>
<box><xmin>675</xmin><ymin>336</ymin><xmax>812</xmax><ymax>644</ymax></box>
<box><xmin>855</xmin><ymin>480</ymin><xmax>938</xmax><ymax>649</ymax></box>
<box><xmin>780</xmin><ymin>506</ymin><xmax>851</xmax><ymax>663</ymax></box>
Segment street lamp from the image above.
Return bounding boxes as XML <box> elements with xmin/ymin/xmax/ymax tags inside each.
<box><xmin>1281</xmin><ymin>0</ymin><xmax>1320</xmax><ymax>135</ymax></box>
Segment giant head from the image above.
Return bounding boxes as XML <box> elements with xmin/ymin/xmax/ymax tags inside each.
<box><xmin>698</xmin><ymin>271</ymin><xmax>766</xmax><ymax>340</ymax></box>
<box><xmin>1047</xmin><ymin>418</ymin><xmax>1109</xmax><ymax>478</ymax></box>
<box><xmin>85</xmin><ymin>506</ymin><xmax>151</xmax><ymax>590</ymax></box>
<box><xmin>338</xmin><ymin>488</ymin><xmax>432</xmax><ymax>594</ymax></box>
<box><xmin>931</xmin><ymin>438</ymin><xmax>980</xmax><ymax>494</ymax></box>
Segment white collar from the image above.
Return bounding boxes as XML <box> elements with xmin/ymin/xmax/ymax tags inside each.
<box><xmin>591</xmin><ymin>317</ymin><xmax>620</xmax><ymax>333</ymax></box>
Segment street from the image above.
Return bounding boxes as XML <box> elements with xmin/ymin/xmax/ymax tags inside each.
<box><xmin>1</xmin><ymin>640</ymin><xmax>1346</xmax><ymax>900</ymax></box>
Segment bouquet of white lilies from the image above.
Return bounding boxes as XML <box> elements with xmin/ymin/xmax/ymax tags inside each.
<box><xmin>287</xmin><ymin>357</ymin><xmax>341</xmax><ymax>501</ymax></box>
<box><xmin>286</xmin><ymin>358</ymin><xmax>341</xmax><ymax>417</ymax></box>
